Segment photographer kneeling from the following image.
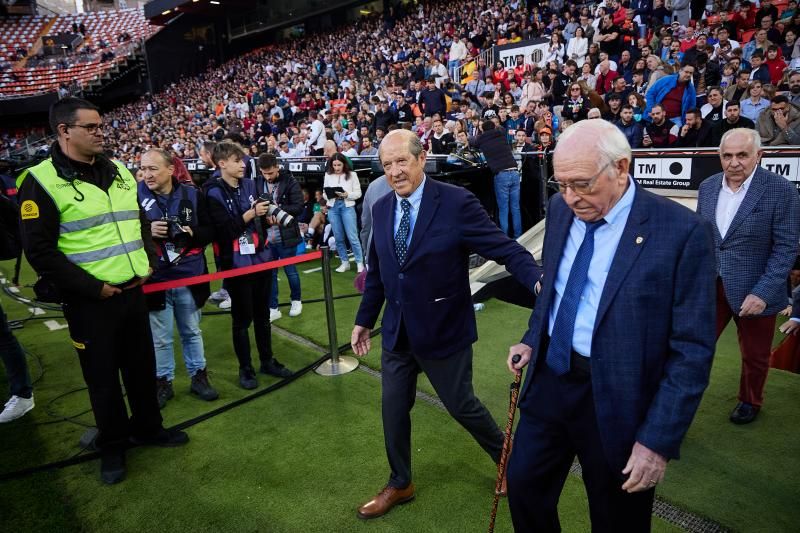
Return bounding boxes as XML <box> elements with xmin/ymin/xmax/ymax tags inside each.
<box><xmin>138</xmin><ymin>148</ymin><xmax>218</xmax><ymax>408</ymax></box>
<box><xmin>255</xmin><ymin>154</ymin><xmax>304</xmax><ymax>322</ymax></box>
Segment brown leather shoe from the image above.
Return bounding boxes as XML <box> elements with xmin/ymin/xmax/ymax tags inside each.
<box><xmin>357</xmin><ymin>483</ymin><xmax>416</xmax><ymax>519</ymax></box>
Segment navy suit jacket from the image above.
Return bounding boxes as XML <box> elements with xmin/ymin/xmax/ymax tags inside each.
<box><xmin>520</xmin><ymin>183</ymin><xmax>717</xmax><ymax>473</ymax></box>
<box><xmin>697</xmin><ymin>166</ymin><xmax>800</xmax><ymax>316</ymax></box>
<box><xmin>355</xmin><ymin>178</ymin><xmax>541</xmax><ymax>359</ymax></box>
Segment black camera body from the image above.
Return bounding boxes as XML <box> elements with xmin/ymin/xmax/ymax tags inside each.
<box><xmin>162</xmin><ymin>215</ymin><xmax>191</xmax><ymax>249</ymax></box>
<box><xmin>256</xmin><ymin>194</ymin><xmax>294</xmax><ymax>228</ymax></box>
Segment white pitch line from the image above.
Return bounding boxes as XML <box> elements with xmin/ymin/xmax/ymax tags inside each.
<box><xmin>303</xmin><ymin>267</ymin><xmax>322</xmax><ymax>274</ymax></box>
<box><xmin>43</xmin><ymin>320</ymin><xmax>68</xmax><ymax>331</ymax></box>
<box><xmin>28</xmin><ymin>307</ymin><xmax>46</xmax><ymax>315</ymax></box>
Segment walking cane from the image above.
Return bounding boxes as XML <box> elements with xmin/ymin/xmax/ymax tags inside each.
<box><xmin>488</xmin><ymin>354</ymin><xmax>522</xmax><ymax>533</ymax></box>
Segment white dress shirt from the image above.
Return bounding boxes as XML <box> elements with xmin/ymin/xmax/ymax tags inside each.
<box><xmin>715</xmin><ymin>167</ymin><xmax>756</xmax><ymax>239</ymax></box>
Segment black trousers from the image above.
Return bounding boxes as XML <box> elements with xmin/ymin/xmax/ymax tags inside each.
<box><xmin>507</xmin><ymin>362</ymin><xmax>655</xmax><ymax>533</ymax></box>
<box><xmin>62</xmin><ymin>288</ymin><xmax>163</xmax><ymax>451</ymax></box>
<box><xmin>0</xmin><ymin>302</ymin><xmax>32</xmax><ymax>399</ymax></box>
<box><xmin>226</xmin><ymin>271</ymin><xmax>273</xmax><ymax>370</ymax></box>
<box><xmin>381</xmin><ymin>344</ymin><xmax>503</xmax><ymax>489</ymax></box>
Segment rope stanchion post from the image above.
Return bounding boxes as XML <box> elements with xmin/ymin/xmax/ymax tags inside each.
<box><xmin>315</xmin><ymin>246</ymin><xmax>359</xmax><ymax>376</ymax></box>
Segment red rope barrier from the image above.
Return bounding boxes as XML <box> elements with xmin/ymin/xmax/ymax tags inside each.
<box><xmin>142</xmin><ymin>250</ymin><xmax>323</xmax><ymax>293</ymax></box>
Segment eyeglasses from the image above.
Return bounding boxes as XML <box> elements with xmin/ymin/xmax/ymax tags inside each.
<box><xmin>548</xmin><ymin>161</ymin><xmax>613</xmax><ymax>195</ymax></box>
<box><xmin>67</xmin><ymin>123</ymin><xmax>103</xmax><ymax>134</ymax></box>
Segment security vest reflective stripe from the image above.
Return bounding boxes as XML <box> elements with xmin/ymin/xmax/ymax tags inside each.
<box><xmin>24</xmin><ymin>158</ymin><xmax>150</xmax><ymax>284</ymax></box>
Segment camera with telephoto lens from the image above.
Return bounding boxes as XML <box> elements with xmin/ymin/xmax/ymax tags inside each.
<box><xmin>256</xmin><ymin>194</ymin><xmax>294</xmax><ymax>227</ymax></box>
<box><xmin>163</xmin><ymin>215</ymin><xmax>191</xmax><ymax>249</ymax></box>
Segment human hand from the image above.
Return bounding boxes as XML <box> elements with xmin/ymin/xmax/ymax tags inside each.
<box><xmin>266</xmin><ymin>216</ymin><xmax>278</xmax><ymax>226</ymax></box>
<box><xmin>253</xmin><ymin>201</ymin><xmax>270</xmax><ymax>217</ymax></box>
<box><xmin>740</xmin><ymin>294</ymin><xmax>767</xmax><ymax>316</ymax></box>
<box><xmin>150</xmin><ymin>220</ymin><xmax>169</xmax><ymax>239</ymax></box>
<box><xmin>780</xmin><ymin>304</ymin><xmax>792</xmax><ymax>317</ymax></box>
<box><xmin>180</xmin><ymin>225</ymin><xmax>194</xmax><ymax>237</ymax></box>
<box><xmin>621</xmin><ymin>441</ymin><xmax>667</xmax><ymax>492</ymax></box>
<box><xmin>681</xmin><ymin>124</ymin><xmax>690</xmax><ymax>136</ymax></box>
<box><xmin>642</xmin><ymin>134</ymin><xmax>652</xmax><ymax>146</ymax></box>
<box><xmin>507</xmin><ymin>342</ymin><xmax>533</xmax><ymax>374</ymax></box>
<box><xmin>780</xmin><ymin>320</ymin><xmax>800</xmax><ymax>335</ymax></box>
<box><xmin>774</xmin><ymin>109</ymin><xmax>789</xmax><ymax>129</ymax></box>
<box><xmin>123</xmin><ymin>267</ymin><xmax>153</xmax><ymax>290</ymax></box>
<box><xmin>351</xmin><ymin>325</ymin><xmax>372</xmax><ymax>356</ymax></box>
<box><xmin>100</xmin><ymin>283</ymin><xmax>122</xmax><ymax>299</ymax></box>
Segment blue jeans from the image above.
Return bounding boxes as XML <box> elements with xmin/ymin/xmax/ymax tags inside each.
<box><xmin>269</xmin><ymin>243</ymin><xmax>301</xmax><ymax>308</ymax></box>
<box><xmin>448</xmin><ymin>59</ymin><xmax>461</xmax><ymax>80</ymax></box>
<box><xmin>494</xmin><ymin>169</ymin><xmax>522</xmax><ymax>238</ymax></box>
<box><xmin>327</xmin><ymin>200</ymin><xmax>364</xmax><ymax>264</ymax></box>
<box><xmin>0</xmin><ymin>303</ymin><xmax>31</xmax><ymax>398</ymax></box>
<box><xmin>149</xmin><ymin>287</ymin><xmax>206</xmax><ymax>381</ymax></box>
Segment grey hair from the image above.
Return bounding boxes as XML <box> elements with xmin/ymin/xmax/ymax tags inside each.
<box><xmin>557</xmin><ymin>118</ymin><xmax>632</xmax><ymax>170</ymax></box>
<box><xmin>720</xmin><ymin>127</ymin><xmax>761</xmax><ymax>153</ymax></box>
<box><xmin>380</xmin><ymin>129</ymin><xmax>424</xmax><ymax>159</ymax></box>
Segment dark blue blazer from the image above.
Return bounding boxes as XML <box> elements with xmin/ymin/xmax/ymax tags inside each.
<box><xmin>697</xmin><ymin>166</ymin><xmax>800</xmax><ymax>316</ymax></box>
<box><xmin>355</xmin><ymin>178</ymin><xmax>541</xmax><ymax>359</ymax></box>
<box><xmin>519</xmin><ymin>183</ymin><xmax>717</xmax><ymax>473</ymax></box>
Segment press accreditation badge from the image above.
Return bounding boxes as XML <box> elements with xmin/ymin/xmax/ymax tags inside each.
<box><xmin>164</xmin><ymin>242</ymin><xmax>180</xmax><ymax>263</ymax></box>
<box><xmin>238</xmin><ymin>233</ymin><xmax>256</xmax><ymax>255</ymax></box>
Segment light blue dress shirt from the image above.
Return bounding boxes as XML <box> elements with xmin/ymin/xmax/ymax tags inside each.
<box><xmin>548</xmin><ymin>177</ymin><xmax>637</xmax><ymax>357</ymax></box>
<box><xmin>393</xmin><ymin>176</ymin><xmax>427</xmax><ymax>248</ymax></box>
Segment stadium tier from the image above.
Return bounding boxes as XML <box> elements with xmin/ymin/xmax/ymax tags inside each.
<box><xmin>0</xmin><ymin>8</ymin><xmax>158</xmax><ymax>98</ymax></box>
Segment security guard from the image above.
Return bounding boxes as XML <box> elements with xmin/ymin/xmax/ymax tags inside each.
<box><xmin>17</xmin><ymin>97</ymin><xmax>188</xmax><ymax>485</ymax></box>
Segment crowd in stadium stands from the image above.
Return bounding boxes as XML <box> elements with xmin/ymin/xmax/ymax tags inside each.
<box><xmin>4</xmin><ymin>0</ymin><xmax>800</xmax><ymax>159</ymax></box>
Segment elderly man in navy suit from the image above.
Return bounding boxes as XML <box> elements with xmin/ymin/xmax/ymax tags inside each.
<box><xmin>351</xmin><ymin>129</ymin><xmax>540</xmax><ymax>520</ymax></box>
<box><xmin>697</xmin><ymin>128</ymin><xmax>800</xmax><ymax>424</ymax></box>
<box><xmin>506</xmin><ymin>119</ymin><xmax>717</xmax><ymax>532</ymax></box>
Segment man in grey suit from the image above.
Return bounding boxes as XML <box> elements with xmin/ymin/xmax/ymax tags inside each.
<box><xmin>697</xmin><ymin>128</ymin><xmax>800</xmax><ymax>424</ymax></box>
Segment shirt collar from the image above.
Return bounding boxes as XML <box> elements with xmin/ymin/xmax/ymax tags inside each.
<box><xmin>721</xmin><ymin>166</ymin><xmax>756</xmax><ymax>194</ymax></box>
<box><xmin>600</xmin><ymin>175</ymin><xmax>636</xmax><ymax>228</ymax></box>
<box><xmin>395</xmin><ymin>175</ymin><xmax>427</xmax><ymax>208</ymax></box>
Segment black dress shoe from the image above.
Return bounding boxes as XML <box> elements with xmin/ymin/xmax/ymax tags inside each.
<box><xmin>239</xmin><ymin>367</ymin><xmax>258</xmax><ymax>389</ymax></box>
<box><xmin>730</xmin><ymin>402</ymin><xmax>760</xmax><ymax>424</ymax></box>
<box><xmin>131</xmin><ymin>428</ymin><xmax>189</xmax><ymax>447</ymax></box>
<box><xmin>100</xmin><ymin>450</ymin><xmax>126</xmax><ymax>485</ymax></box>
<box><xmin>259</xmin><ymin>358</ymin><xmax>294</xmax><ymax>378</ymax></box>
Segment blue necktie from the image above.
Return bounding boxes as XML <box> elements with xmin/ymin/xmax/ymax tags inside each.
<box><xmin>546</xmin><ymin>219</ymin><xmax>606</xmax><ymax>376</ymax></box>
<box><xmin>395</xmin><ymin>199</ymin><xmax>412</xmax><ymax>265</ymax></box>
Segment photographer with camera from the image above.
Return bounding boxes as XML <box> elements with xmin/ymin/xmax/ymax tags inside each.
<box><xmin>205</xmin><ymin>142</ymin><xmax>294</xmax><ymax>390</ymax></box>
<box><xmin>255</xmin><ymin>154</ymin><xmax>305</xmax><ymax>321</ymax></box>
<box><xmin>138</xmin><ymin>148</ymin><xmax>218</xmax><ymax>408</ymax></box>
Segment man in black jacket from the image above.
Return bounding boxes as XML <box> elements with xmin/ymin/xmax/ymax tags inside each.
<box><xmin>419</xmin><ymin>77</ymin><xmax>447</xmax><ymax>118</ymax></box>
<box><xmin>469</xmin><ymin>120</ymin><xmax>522</xmax><ymax>238</ymax></box>
<box><xmin>677</xmin><ymin>108</ymin><xmax>714</xmax><ymax>147</ymax></box>
<box><xmin>256</xmin><ymin>154</ymin><xmax>305</xmax><ymax>321</ymax></box>
<box><xmin>710</xmin><ymin>100</ymin><xmax>755</xmax><ymax>145</ymax></box>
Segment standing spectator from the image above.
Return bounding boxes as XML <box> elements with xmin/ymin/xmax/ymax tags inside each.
<box><xmin>644</xmin><ymin>63</ymin><xmax>697</xmax><ymax>126</ymax></box>
<box><xmin>567</xmin><ymin>26</ymin><xmax>589</xmax><ymax>66</ymax></box>
<box><xmin>671</xmin><ymin>0</ymin><xmax>691</xmax><ymax>26</ymax></box>
<box><xmin>596</xmin><ymin>14</ymin><xmax>622</xmax><ymax>61</ymax></box>
<box><xmin>322</xmin><ymin>153</ymin><xmax>364</xmax><ymax>273</ymax></box>
<box><xmin>138</xmin><ymin>149</ymin><xmax>218</xmax><ymax>409</ymax></box>
<box><xmin>758</xmin><ymin>95</ymin><xmax>800</xmax><ymax>145</ymax></box>
<box><xmin>429</xmin><ymin>119</ymin><xmax>455</xmax><ymax>154</ymax></box>
<box><xmin>696</xmin><ymin>128</ymin><xmax>800</xmax><ymax>424</ymax></box>
<box><xmin>255</xmin><ymin>154</ymin><xmax>304</xmax><ymax>322</ymax></box>
<box><xmin>308</xmin><ymin>110</ymin><xmax>327</xmax><ymax>156</ymax></box>
<box><xmin>449</xmin><ymin>36</ymin><xmax>468</xmax><ymax>80</ymax></box>
<box><xmin>562</xmin><ymin>83</ymin><xmax>591</xmax><ymax>122</ymax></box>
<box><xmin>470</xmin><ymin>120</ymin><xmax>522</xmax><ymax>238</ymax></box>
